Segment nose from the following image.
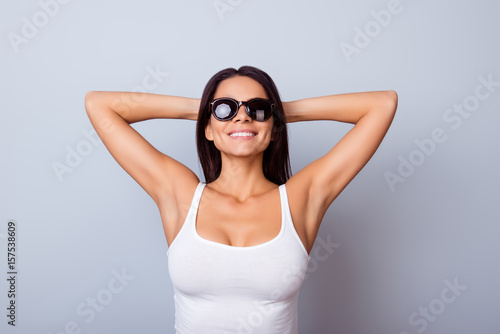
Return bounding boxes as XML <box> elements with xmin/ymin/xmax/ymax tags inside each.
<box><xmin>232</xmin><ymin>104</ymin><xmax>251</xmax><ymax>122</ymax></box>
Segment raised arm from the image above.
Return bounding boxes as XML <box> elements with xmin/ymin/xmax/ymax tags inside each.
<box><xmin>284</xmin><ymin>90</ymin><xmax>398</xmax><ymax>252</ymax></box>
<box><xmin>84</xmin><ymin>91</ymin><xmax>200</xmax><ymax>206</ymax></box>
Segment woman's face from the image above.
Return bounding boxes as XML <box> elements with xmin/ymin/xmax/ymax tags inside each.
<box><xmin>205</xmin><ymin>75</ymin><xmax>274</xmax><ymax>158</ymax></box>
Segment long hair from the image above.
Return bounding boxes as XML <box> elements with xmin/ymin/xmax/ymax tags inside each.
<box><xmin>196</xmin><ymin>66</ymin><xmax>291</xmax><ymax>185</ymax></box>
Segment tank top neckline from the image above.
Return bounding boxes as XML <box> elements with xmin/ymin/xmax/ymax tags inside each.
<box><xmin>192</xmin><ymin>182</ymin><xmax>286</xmax><ymax>250</ymax></box>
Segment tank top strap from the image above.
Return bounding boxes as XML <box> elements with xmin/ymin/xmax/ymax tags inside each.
<box><xmin>278</xmin><ymin>183</ymin><xmax>310</xmax><ymax>258</ymax></box>
<box><xmin>190</xmin><ymin>182</ymin><xmax>206</xmax><ymax>212</ymax></box>
<box><xmin>278</xmin><ymin>183</ymin><xmax>292</xmax><ymax>230</ymax></box>
<box><xmin>186</xmin><ymin>182</ymin><xmax>206</xmax><ymax>229</ymax></box>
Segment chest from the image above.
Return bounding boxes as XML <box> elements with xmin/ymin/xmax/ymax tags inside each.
<box><xmin>195</xmin><ymin>188</ymin><xmax>282</xmax><ymax>247</ymax></box>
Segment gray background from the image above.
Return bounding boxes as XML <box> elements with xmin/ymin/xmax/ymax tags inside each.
<box><xmin>1</xmin><ymin>0</ymin><xmax>499</xmax><ymax>333</ymax></box>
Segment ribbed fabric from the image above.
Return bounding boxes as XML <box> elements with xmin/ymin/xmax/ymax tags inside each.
<box><xmin>167</xmin><ymin>182</ymin><xmax>311</xmax><ymax>334</ymax></box>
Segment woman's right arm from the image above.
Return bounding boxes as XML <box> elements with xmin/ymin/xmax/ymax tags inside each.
<box><xmin>84</xmin><ymin>91</ymin><xmax>200</xmax><ymax>206</ymax></box>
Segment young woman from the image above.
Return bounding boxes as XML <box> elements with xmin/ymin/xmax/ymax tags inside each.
<box><xmin>84</xmin><ymin>66</ymin><xmax>398</xmax><ymax>333</ymax></box>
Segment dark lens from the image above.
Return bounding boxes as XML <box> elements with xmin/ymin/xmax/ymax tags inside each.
<box><xmin>213</xmin><ymin>99</ymin><xmax>236</xmax><ymax>120</ymax></box>
<box><xmin>247</xmin><ymin>99</ymin><xmax>272</xmax><ymax>121</ymax></box>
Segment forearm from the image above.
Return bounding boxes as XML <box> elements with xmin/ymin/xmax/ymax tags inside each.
<box><xmin>84</xmin><ymin>91</ymin><xmax>200</xmax><ymax>124</ymax></box>
<box><xmin>284</xmin><ymin>90</ymin><xmax>397</xmax><ymax>124</ymax></box>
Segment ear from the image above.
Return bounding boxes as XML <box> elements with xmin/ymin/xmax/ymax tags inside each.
<box><xmin>205</xmin><ymin>119</ymin><xmax>214</xmax><ymax>141</ymax></box>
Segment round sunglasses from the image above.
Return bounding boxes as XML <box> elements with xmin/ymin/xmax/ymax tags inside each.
<box><xmin>210</xmin><ymin>97</ymin><xmax>275</xmax><ymax>122</ymax></box>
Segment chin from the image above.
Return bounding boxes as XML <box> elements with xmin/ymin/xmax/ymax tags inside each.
<box><xmin>221</xmin><ymin>147</ymin><xmax>267</xmax><ymax>159</ymax></box>
<box><xmin>215</xmin><ymin>141</ymin><xmax>271</xmax><ymax>158</ymax></box>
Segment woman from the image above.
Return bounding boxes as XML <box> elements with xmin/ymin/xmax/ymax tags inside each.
<box><xmin>84</xmin><ymin>66</ymin><xmax>398</xmax><ymax>333</ymax></box>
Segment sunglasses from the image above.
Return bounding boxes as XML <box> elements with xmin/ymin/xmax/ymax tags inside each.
<box><xmin>210</xmin><ymin>97</ymin><xmax>275</xmax><ymax>122</ymax></box>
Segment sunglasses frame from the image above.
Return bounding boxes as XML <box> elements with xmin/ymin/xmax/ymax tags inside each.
<box><xmin>210</xmin><ymin>97</ymin><xmax>275</xmax><ymax>122</ymax></box>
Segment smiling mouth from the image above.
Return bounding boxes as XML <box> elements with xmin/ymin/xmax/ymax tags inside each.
<box><xmin>229</xmin><ymin>132</ymin><xmax>256</xmax><ymax>138</ymax></box>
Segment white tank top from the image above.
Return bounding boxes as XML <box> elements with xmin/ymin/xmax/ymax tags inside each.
<box><xmin>167</xmin><ymin>182</ymin><xmax>311</xmax><ymax>334</ymax></box>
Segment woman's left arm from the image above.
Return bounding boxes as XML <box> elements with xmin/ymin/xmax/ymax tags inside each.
<box><xmin>284</xmin><ymin>90</ymin><xmax>398</xmax><ymax>249</ymax></box>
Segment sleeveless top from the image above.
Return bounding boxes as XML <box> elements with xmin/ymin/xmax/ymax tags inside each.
<box><xmin>167</xmin><ymin>182</ymin><xmax>311</xmax><ymax>334</ymax></box>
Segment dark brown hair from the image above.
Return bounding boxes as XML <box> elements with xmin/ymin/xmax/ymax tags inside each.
<box><xmin>196</xmin><ymin>66</ymin><xmax>291</xmax><ymax>185</ymax></box>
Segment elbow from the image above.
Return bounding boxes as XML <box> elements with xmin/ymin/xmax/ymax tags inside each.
<box><xmin>377</xmin><ymin>90</ymin><xmax>398</xmax><ymax>119</ymax></box>
<box><xmin>387</xmin><ymin>90</ymin><xmax>398</xmax><ymax>110</ymax></box>
<box><xmin>84</xmin><ymin>91</ymin><xmax>100</xmax><ymax>115</ymax></box>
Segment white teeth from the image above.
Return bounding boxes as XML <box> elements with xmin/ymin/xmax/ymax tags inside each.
<box><xmin>229</xmin><ymin>132</ymin><xmax>255</xmax><ymax>137</ymax></box>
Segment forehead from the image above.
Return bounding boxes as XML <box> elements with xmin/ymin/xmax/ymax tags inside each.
<box><xmin>213</xmin><ymin>75</ymin><xmax>269</xmax><ymax>100</ymax></box>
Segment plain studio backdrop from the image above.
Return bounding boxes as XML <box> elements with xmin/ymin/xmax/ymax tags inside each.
<box><xmin>1</xmin><ymin>0</ymin><xmax>499</xmax><ymax>333</ymax></box>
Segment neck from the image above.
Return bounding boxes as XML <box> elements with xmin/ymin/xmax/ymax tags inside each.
<box><xmin>210</xmin><ymin>153</ymin><xmax>275</xmax><ymax>201</ymax></box>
